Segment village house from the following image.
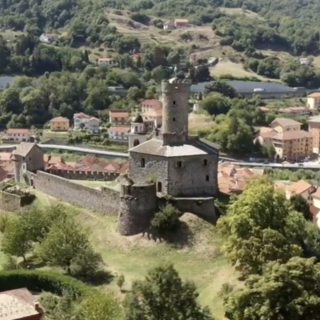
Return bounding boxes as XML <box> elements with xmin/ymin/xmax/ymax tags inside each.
<box><xmin>299</xmin><ymin>57</ymin><xmax>311</xmax><ymax>65</ymax></box>
<box><xmin>256</xmin><ymin>118</ymin><xmax>313</xmax><ymax>160</ymax></box>
<box><xmin>312</xmin><ymin>188</ymin><xmax>320</xmax><ymax>210</ymax></box>
<box><xmin>39</xmin><ymin>33</ymin><xmax>58</xmax><ymax>43</ymax></box>
<box><xmin>97</xmin><ymin>58</ymin><xmax>116</xmax><ymax>66</ymax></box>
<box><xmin>285</xmin><ymin>180</ymin><xmax>316</xmax><ymax>202</ymax></box>
<box><xmin>307</xmin><ymin>92</ymin><xmax>320</xmax><ymax>110</ymax></box>
<box><xmin>73</xmin><ymin>113</ymin><xmax>100</xmax><ymax>132</ymax></box>
<box><xmin>4</xmin><ymin>128</ymin><xmax>32</xmax><ymax>142</ymax></box>
<box><xmin>0</xmin><ymin>288</ymin><xmax>44</xmax><ymax>320</ymax></box>
<box><xmin>140</xmin><ymin>99</ymin><xmax>163</xmax><ymax>131</ymax></box>
<box><xmin>308</xmin><ymin>115</ymin><xmax>320</xmax><ymax>154</ymax></box>
<box><xmin>108</xmin><ymin>126</ymin><xmax>130</xmax><ymax>141</ymax></box>
<box><xmin>49</xmin><ymin>116</ymin><xmax>70</xmax><ymax>131</ymax></box>
<box><xmin>109</xmin><ymin>110</ymin><xmax>129</xmax><ymax>126</ymax></box>
<box><xmin>278</xmin><ymin>107</ymin><xmax>310</xmax><ymax>115</ymax></box>
<box><xmin>163</xmin><ymin>18</ymin><xmax>189</xmax><ymax>29</ymax></box>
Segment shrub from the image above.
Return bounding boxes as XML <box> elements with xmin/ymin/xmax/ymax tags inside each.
<box><xmin>151</xmin><ymin>204</ymin><xmax>181</xmax><ymax>232</ymax></box>
<box><xmin>0</xmin><ymin>270</ymin><xmax>91</xmax><ymax>297</ymax></box>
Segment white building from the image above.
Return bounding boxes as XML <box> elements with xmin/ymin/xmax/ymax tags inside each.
<box><xmin>40</xmin><ymin>33</ymin><xmax>58</xmax><ymax>43</ymax></box>
<box><xmin>73</xmin><ymin>113</ymin><xmax>100</xmax><ymax>132</ymax></box>
<box><xmin>108</xmin><ymin>126</ymin><xmax>130</xmax><ymax>141</ymax></box>
<box><xmin>128</xmin><ymin>114</ymin><xmax>149</xmax><ymax>149</ymax></box>
<box><xmin>4</xmin><ymin>129</ymin><xmax>32</xmax><ymax>142</ymax></box>
<box><xmin>307</xmin><ymin>92</ymin><xmax>320</xmax><ymax>110</ymax></box>
<box><xmin>299</xmin><ymin>57</ymin><xmax>311</xmax><ymax>65</ymax></box>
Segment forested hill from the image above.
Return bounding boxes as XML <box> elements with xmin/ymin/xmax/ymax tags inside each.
<box><xmin>0</xmin><ymin>0</ymin><xmax>319</xmax><ymax>56</ymax></box>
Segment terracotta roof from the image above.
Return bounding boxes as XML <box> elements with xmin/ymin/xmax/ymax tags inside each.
<box><xmin>119</xmin><ymin>163</ymin><xmax>129</xmax><ymax>173</ymax></box>
<box><xmin>104</xmin><ymin>162</ymin><xmax>121</xmax><ymax>172</ymax></box>
<box><xmin>89</xmin><ymin>117</ymin><xmax>100</xmax><ymax>122</ymax></box>
<box><xmin>43</xmin><ymin>33</ymin><xmax>57</xmax><ymax>37</ymax></box>
<box><xmin>108</xmin><ymin>126</ymin><xmax>130</xmax><ymax>133</ymax></box>
<box><xmin>272</xmin><ymin>130</ymin><xmax>312</xmax><ymax>141</ymax></box>
<box><xmin>308</xmin><ymin>92</ymin><xmax>320</xmax><ymax>98</ymax></box>
<box><xmin>74</xmin><ymin>112</ymin><xmax>90</xmax><ymax>119</ymax></box>
<box><xmin>289</xmin><ymin>180</ymin><xmax>313</xmax><ymax>195</ymax></box>
<box><xmin>49</xmin><ymin>116</ymin><xmax>69</xmax><ymax>123</ymax></box>
<box><xmin>0</xmin><ymin>288</ymin><xmax>42</xmax><ymax>320</ymax></box>
<box><xmin>12</xmin><ymin>143</ymin><xmax>38</xmax><ymax>157</ymax></box>
<box><xmin>174</xmin><ymin>19</ymin><xmax>189</xmax><ymax>23</ymax></box>
<box><xmin>98</xmin><ymin>58</ymin><xmax>113</xmax><ymax>62</ymax></box>
<box><xmin>258</xmin><ymin>106</ymin><xmax>270</xmax><ymax>111</ymax></box>
<box><xmin>130</xmin><ymin>138</ymin><xmax>218</xmax><ymax>157</ymax></box>
<box><xmin>312</xmin><ymin>188</ymin><xmax>320</xmax><ymax>199</ymax></box>
<box><xmin>259</xmin><ymin>127</ymin><xmax>273</xmax><ymax>134</ymax></box>
<box><xmin>278</xmin><ymin>107</ymin><xmax>309</xmax><ymax>113</ymax></box>
<box><xmin>109</xmin><ymin>110</ymin><xmax>129</xmax><ymax>118</ymax></box>
<box><xmin>6</xmin><ymin>128</ymin><xmax>31</xmax><ymax>134</ymax></box>
<box><xmin>0</xmin><ymin>152</ymin><xmax>12</xmax><ymax>161</ymax></box>
<box><xmin>259</xmin><ymin>130</ymin><xmax>278</xmax><ymax>139</ymax></box>
<box><xmin>271</xmin><ymin>118</ymin><xmax>301</xmax><ymax>127</ymax></box>
<box><xmin>141</xmin><ymin>100</ymin><xmax>162</xmax><ymax>110</ymax></box>
<box><xmin>143</xmin><ymin>109</ymin><xmax>163</xmax><ymax>117</ymax></box>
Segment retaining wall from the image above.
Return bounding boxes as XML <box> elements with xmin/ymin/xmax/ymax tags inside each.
<box><xmin>30</xmin><ymin>171</ymin><xmax>120</xmax><ymax>214</ymax></box>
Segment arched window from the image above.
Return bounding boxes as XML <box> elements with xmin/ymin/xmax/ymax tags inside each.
<box><xmin>133</xmin><ymin>139</ymin><xmax>140</xmax><ymax>146</ymax></box>
<box><xmin>157</xmin><ymin>182</ymin><xmax>162</xmax><ymax>192</ymax></box>
<box><xmin>141</xmin><ymin>158</ymin><xmax>145</xmax><ymax>168</ymax></box>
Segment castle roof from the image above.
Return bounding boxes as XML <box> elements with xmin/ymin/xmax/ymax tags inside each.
<box><xmin>12</xmin><ymin>143</ymin><xmax>39</xmax><ymax>158</ymax></box>
<box><xmin>132</xmin><ymin>114</ymin><xmax>144</xmax><ymax>123</ymax></box>
<box><xmin>129</xmin><ymin>138</ymin><xmax>218</xmax><ymax>157</ymax></box>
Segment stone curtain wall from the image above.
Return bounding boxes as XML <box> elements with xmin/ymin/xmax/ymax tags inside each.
<box><xmin>31</xmin><ymin>171</ymin><xmax>120</xmax><ymax>214</ymax></box>
<box><xmin>0</xmin><ymin>191</ymin><xmax>22</xmax><ymax>212</ymax></box>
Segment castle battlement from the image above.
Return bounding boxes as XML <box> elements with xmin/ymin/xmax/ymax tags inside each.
<box><xmin>161</xmin><ymin>78</ymin><xmax>190</xmax><ymax>93</ymax></box>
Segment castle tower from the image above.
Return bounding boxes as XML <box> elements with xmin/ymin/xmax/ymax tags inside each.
<box><xmin>128</xmin><ymin>114</ymin><xmax>148</xmax><ymax>149</ymax></box>
<box><xmin>161</xmin><ymin>78</ymin><xmax>191</xmax><ymax>145</ymax></box>
<box><xmin>118</xmin><ymin>179</ymin><xmax>157</xmax><ymax>236</ymax></box>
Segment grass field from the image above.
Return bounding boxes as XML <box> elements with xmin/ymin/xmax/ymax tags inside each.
<box><xmin>189</xmin><ymin>112</ymin><xmax>215</xmax><ymax>133</ymax></box>
<box><xmin>30</xmin><ymin>190</ymin><xmax>239</xmax><ymax>319</ymax></box>
<box><xmin>220</xmin><ymin>7</ymin><xmax>265</xmax><ymax>20</ymax></box>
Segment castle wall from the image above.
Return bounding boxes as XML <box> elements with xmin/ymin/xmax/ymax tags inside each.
<box><xmin>167</xmin><ymin>154</ymin><xmax>219</xmax><ymax>197</ymax></box>
<box><xmin>118</xmin><ymin>183</ymin><xmax>157</xmax><ymax>235</ymax></box>
<box><xmin>46</xmin><ymin>169</ymin><xmax>119</xmax><ymax>181</ymax></box>
<box><xmin>30</xmin><ymin>171</ymin><xmax>120</xmax><ymax>214</ymax></box>
<box><xmin>129</xmin><ymin>153</ymin><xmax>169</xmax><ymax>193</ymax></box>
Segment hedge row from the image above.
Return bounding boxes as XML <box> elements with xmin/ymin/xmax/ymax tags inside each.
<box><xmin>0</xmin><ymin>270</ymin><xmax>92</xmax><ymax>297</ymax></box>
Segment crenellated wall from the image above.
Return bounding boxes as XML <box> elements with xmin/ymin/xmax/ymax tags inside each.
<box><xmin>30</xmin><ymin>171</ymin><xmax>120</xmax><ymax>214</ymax></box>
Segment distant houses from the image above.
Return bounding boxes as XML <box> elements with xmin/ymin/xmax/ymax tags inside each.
<box><xmin>73</xmin><ymin>113</ymin><xmax>100</xmax><ymax>133</ymax></box>
<box><xmin>163</xmin><ymin>18</ymin><xmax>189</xmax><ymax>29</ymax></box>
<box><xmin>97</xmin><ymin>58</ymin><xmax>116</xmax><ymax>66</ymax></box>
<box><xmin>3</xmin><ymin>128</ymin><xmax>33</xmax><ymax>142</ymax></box>
<box><xmin>299</xmin><ymin>57</ymin><xmax>311</xmax><ymax>65</ymax></box>
<box><xmin>307</xmin><ymin>92</ymin><xmax>320</xmax><ymax>110</ymax></box>
<box><xmin>40</xmin><ymin>33</ymin><xmax>58</xmax><ymax>43</ymax></box>
<box><xmin>49</xmin><ymin>116</ymin><xmax>70</xmax><ymax>131</ymax></box>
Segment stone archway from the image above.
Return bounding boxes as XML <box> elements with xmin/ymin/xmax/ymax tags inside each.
<box><xmin>133</xmin><ymin>139</ymin><xmax>140</xmax><ymax>147</ymax></box>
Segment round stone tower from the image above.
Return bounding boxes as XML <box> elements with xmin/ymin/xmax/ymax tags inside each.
<box><xmin>118</xmin><ymin>180</ymin><xmax>157</xmax><ymax>236</ymax></box>
<box><xmin>161</xmin><ymin>78</ymin><xmax>191</xmax><ymax>144</ymax></box>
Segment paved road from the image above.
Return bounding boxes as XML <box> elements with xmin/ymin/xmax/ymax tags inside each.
<box><xmin>232</xmin><ymin>162</ymin><xmax>320</xmax><ymax>169</ymax></box>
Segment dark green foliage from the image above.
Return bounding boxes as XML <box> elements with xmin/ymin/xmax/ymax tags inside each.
<box><xmin>0</xmin><ymin>270</ymin><xmax>90</xmax><ymax>297</ymax></box>
<box><xmin>290</xmin><ymin>194</ymin><xmax>313</xmax><ymax>221</ymax></box>
<box><xmin>151</xmin><ymin>204</ymin><xmax>181</xmax><ymax>232</ymax></box>
<box><xmin>200</xmin><ymin>92</ymin><xmax>231</xmax><ymax>116</ymax></box>
<box><xmin>124</xmin><ymin>264</ymin><xmax>213</xmax><ymax>320</ymax></box>
<box><xmin>224</xmin><ymin>257</ymin><xmax>320</xmax><ymax>320</ymax></box>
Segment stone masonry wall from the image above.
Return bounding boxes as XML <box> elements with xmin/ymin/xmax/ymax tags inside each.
<box><xmin>0</xmin><ymin>191</ymin><xmax>21</xmax><ymax>212</ymax></box>
<box><xmin>30</xmin><ymin>171</ymin><xmax>120</xmax><ymax>214</ymax></box>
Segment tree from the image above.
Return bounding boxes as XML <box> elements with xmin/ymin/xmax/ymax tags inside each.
<box><xmin>1</xmin><ymin>217</ymin><xmax>32</xmax><ymax>262</ymax></box>
<box><xmin>217</xmin><ymin>177</ymin><xmax>310</xmax><ymax>276</ymax></box>
<box><xmin>290</xmin><ymin>194</ymin><xmax>313</xmax><ymax>221</ymax></box>
<box><xmin>224</xmin><ymin>257</ymin><xmax>320</xmax><ymax>320</ymax></box>
<box><xmin>39</xmin><ymin>217</ymin><xmax>90</xmax><ymax>273</ymax></box>
<box><xmin>124</xmin><ymin>264</ymin><xmax>213</xmax><ymax>320</ymax></box>
<box><xmin>151</xmin><ymin>204</ymin><xmax>181</xmax><ymax>232</ymax></box>
<box><xmin>203</xmin><ymin>81</ymin><xmax>237</xmax><ymax>98</ymax></box>
<box><xmin>200</xmin><ymin>92</ymin><xmax>231</xmax><ymax>116</ymax></box>
<box><xmin>260</xmin><ymin>141</ymin><xmax>276</xmax><ymax>159</ymax></box>
<box><xmin>74</xmin><ymin>292</ymin><xmax>123</xmax><ymax>320</ymax></box>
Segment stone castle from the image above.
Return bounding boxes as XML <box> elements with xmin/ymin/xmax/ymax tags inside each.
<box><xmin>12</xmin><ymin>78</ymin><xmax>219</xmax><ymax>236</ymax></box>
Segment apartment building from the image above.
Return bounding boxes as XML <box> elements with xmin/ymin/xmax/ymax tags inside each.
<box><xmin>109</xmin><ymin>110</ymin><xmax>129</xmax><ymax>126</ymax></box>
<box><xmin>4</xmin><ymin>129</ymin><xmax>32</xmax><ymax>142</ymax></box>
<box><xmin>257</xmin><ymin>118</ymin><xmax>313</xmax><ymax>160</ymax></box>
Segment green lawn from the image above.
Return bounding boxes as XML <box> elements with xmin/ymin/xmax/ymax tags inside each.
<box><xmin>29</xmin><ymin>190</ymin><xmax>239</xmax><ymax>319</ymax></box>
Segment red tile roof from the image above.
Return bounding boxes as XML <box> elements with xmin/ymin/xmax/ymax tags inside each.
<box><xmin>98</xmin><ymin>58</ymin><xmax>113</xmax><ymax>62</ymax></box>
<box><xmin>74</xmin><ymin>112</ymin><xmax>90</xmax><ymax>119</ymax></box>
<box><xmin>108</xmin><ymin>126</ymin><xmax>130</xmax><ymax>133</ymax></box>
<box><xmin>141</xmin><ymin>99</ymin><xmax>162</xmax><ymax>110</ymax></box>
<box><xmin>175</xmin><ymin>19</ymin><xmax>189</xmax><ymax>23</ymax></box>
<box><xmin>6</xmin><ymin>128</ymin><xmax>31</xmax><ymax>134</ymax></box>
<box><xmin>109</xmin><ymin>110</ymin><xmax>129</xmax><ymax>118</ymax></box>
<box><xmin>308</xmin><ymin>92</ymin><xmax>320</xmax><ymax>98</ymax></box>
<box><xmin>0</xmin><ymin>152</ymin><xmax>12</xmax><ymax>161</ymax></box>
<box><xmin>289</xmin><ymin>180</ymin><xmax>313</xmax><ymax>195</ymax></box>
<box><xmin>49</xmin><ymin>116</ymin><xmax>69</xmax><ymax>123</ymax></box>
